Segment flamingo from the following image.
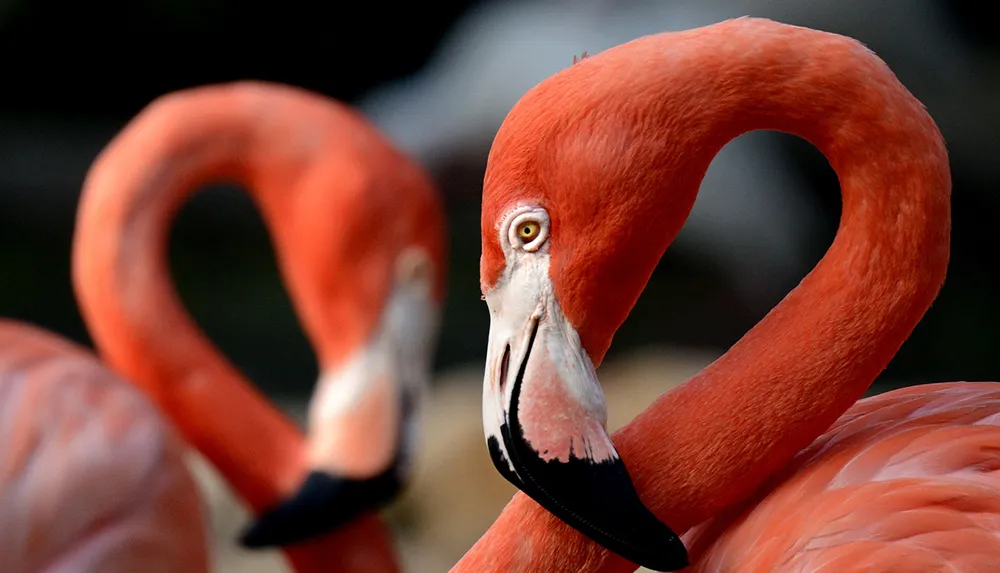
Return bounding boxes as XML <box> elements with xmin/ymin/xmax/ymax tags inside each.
<box><xmin>0</xmin><ymin>321</ymin><xmax>210</xmax><ymax>572</ymax></box>
<box><xmin>69</xmin><ymin>81</ymin><xmax>447</xmax><ymax>571</ymax></box>
<box><xmin>456</xmin><ymin>17</ymin><xmax>1000</xmax><ymax>573</ymax></box>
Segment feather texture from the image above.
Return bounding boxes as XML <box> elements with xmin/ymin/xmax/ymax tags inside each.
<box><xmin>0</xmin><ymin>320</ymin><xmax>209</xmax><ymax>572</ymax></box>
<box><xmin>689</xmin><ymin>383</ymin><xmax>1000</xmax><ymax>572</ymax></box>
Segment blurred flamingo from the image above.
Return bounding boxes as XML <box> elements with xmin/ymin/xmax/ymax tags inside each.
<box><xmin>0</xmin><ymin>321</ymin><xmax>210</xmax><ymax>572</ymax></box>
<box><xmin>71</xmin><ymin>81</ymin><xmax>448</xmax><ymax>572</ymax></box>
<box><xmin>455</xmin><ymin>18</ymin><xmax>1000</xmax><ymax>572</ymax></box>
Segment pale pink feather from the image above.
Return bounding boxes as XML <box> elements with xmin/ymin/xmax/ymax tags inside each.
<box><xmin>0</xmin><ymin>320</ymin><xmax>209</xmax><ymax>573</ymax></box>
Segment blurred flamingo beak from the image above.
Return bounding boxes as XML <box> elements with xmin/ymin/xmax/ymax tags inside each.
<box><xmin>240</xmin><ymin>247</ymin><xmax>438</xmax><ymax>549</ymax></box>
<box><xmin>239</xmin><ymin>467</ymin><xmax>404</xmax><ymax>549</ymax></box>
<box><xmin>481</xmin><ymin>283</ymin><xmax>689</xmax><ymax>572</ymax></box>
<box><xmin>240</xmin><ymin>343</ymin><xmax>417</xmax><ymax>548</ymax></box>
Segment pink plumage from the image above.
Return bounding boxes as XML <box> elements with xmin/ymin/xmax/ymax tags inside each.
<box><xmin>690</xmin><ymin>383</ymin><xmax>1000</xmax><ymax>572</ymax></box>
<box><xmin>0</xmin><ymin>320</ymin><xmax>209</xmax><ymax>572</ymax></box>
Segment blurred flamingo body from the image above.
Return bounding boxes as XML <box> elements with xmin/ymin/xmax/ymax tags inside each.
<box><xmin>68</xmin><ymin>82</ymin><xmax>447</xmax><ymax>572</ymax></box>
<box><xmin>458</xmin><ymin>18</ymin><xmax>1000</xmax><ymax>572</ymax></box>
<box><xmin>0</xmin><ymin>320</ymin><xmax>209</xmax><ymax>573</ymax></box>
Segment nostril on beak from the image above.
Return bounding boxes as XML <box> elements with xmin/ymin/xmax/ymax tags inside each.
<box><xmin>499</xmin><ymin>344</ymin><xmax>511</xmax><ymax>392</ymax></box>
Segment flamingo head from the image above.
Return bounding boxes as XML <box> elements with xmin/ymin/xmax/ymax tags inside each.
<box><xmin>477</xmin><ymin>52</ymin><xmax>703</xmax><ymax>571</ymax></box>
<box><xmin>239</xmin><ymin>120</ymin><xmax>448</xmax><ymax>549</ymax></box>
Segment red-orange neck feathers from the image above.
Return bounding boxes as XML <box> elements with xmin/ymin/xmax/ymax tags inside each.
<box><xmin>468</xmin><ymin>17</ymin><xmax>949</xmax><ymax>572</ymax></box>
<box><xmin>73</xmin><ymin>81</ymin><xmax>447</xmax><ymax>573</ymax></box>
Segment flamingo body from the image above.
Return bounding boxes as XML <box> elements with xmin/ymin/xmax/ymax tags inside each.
<box><xmin>689</xmin><ymin>382</ymin><xmax>1000</xmax><ymax>571</ymax></box>
<box><xmin>0</xmin><ymin>320</ymin><xmax>209</xmax><ymax>573</ymax></box>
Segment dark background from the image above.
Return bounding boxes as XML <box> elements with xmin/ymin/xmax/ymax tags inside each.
<box><xmin>1</xmin><ymin>0</ymin><xmax>997</xmax><ymax>397</ymax></box>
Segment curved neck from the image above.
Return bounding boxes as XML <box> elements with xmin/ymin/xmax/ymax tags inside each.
<box><xmin>613</xmin><ymin>19</ymin><xmax>951</xmax><ymax>536</ymax></box>
<box><xmin>71</xmin><ymin>84</ymin><xmax>399</xmax><ymax>573</ymax></box>
<box><xmin>458</xmin><ymin>18</ymin><xmax>950</xmax><ymax>572</ymax></box>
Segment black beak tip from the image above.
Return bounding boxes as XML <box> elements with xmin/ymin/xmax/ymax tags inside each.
<box><xmin>636</xmin><ymin>531</ymin><xmax>690</xmax><ymax>572</ymax></box>
<box><xmin>237</xmin><ymin>468</ymin><xmax>404</xmax><ymax>550</ymax></box>
<box><xmin>598</xmin><ymin>507</ymin><xmax>689</xmax><ymax>572</ymax></box>
<box><xmin>497</xmin><ymin>417</ymin><xmax>690</xmax><ymax>571</ymax></box>
<box><xmin>239</xmin><ymin>515</ymin><xmax>284</xmax><ymax>549</ymax></box>
<box><xmin>494</xmin><ymin>448</ymin><xmax>691</xmax><ymax>571</ymax></box>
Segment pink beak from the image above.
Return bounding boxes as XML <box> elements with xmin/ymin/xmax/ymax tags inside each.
<box><xmin>482</xmin><ymin>299</ymin><xmax>689</xmax><ymax>571</ymax></box>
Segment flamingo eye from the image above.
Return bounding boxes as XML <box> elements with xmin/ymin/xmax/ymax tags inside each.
<box><xmin>503</xmin><ymin>206</ymin><xmax>550</xmax><ymax>253</ymax></box>
<box><xmin>517</xmin><ymin>221</ymin><xmax>540</xmax><ymax>242</ymax></box>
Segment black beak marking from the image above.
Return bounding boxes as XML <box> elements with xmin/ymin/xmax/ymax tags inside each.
<box><xmin>487</xmin><ymin>341</ymin><xmax>524</xmax><ymax>489</ymax></box>
<box><xmin>239</xmin><ymin>468</ymin><xmax>403</xmax><ymax>549</ymax></box>
<box><xmin>489</xmin><ymin>317</ymin><xmax>690</xmax><ymax>572</ymax></box>
<box><xmin>498</xmin><ymin>342</ymin><xmax>511</xmax><ymax>394</ymax></box>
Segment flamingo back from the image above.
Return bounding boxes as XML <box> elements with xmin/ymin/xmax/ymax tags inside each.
<box><xmin>688</xmin><ymin>382</ymin><xmax>1000</xmax><ymax>572</ymax></box>
<box><xmin>0</xmin><ymin>320</ymin><xmax>209</xmax><ymax>573</ymax></box>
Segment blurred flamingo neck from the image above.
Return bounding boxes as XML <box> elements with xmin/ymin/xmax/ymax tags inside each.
<box><xmin>71</xmin><ymin>86</ymin><xmax>315</xmax><ymax>511</ymax></box>
<box><xmin>72</xmin><ymin>83</ymin><xmax>406</xmax><ymax>573</ymax></box>
<box><xmin>607</xmin><ymin>22</ymin><xmax>952</xmax><ymax>534</ymax></box>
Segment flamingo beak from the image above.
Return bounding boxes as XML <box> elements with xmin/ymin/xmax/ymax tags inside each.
<box><xmin>240</xmin><ymin>287</ymin><xmax>436</xmax><ymax>549</ymax></box>
<box><xmin>239</xmin><ymin>246</ymin><xmax>438</xmax><ymax>549</ymax></box>
<box><xmin>238</xmin><ymin>467</ymin><xmax>403</xmax><ymax>549</ymax></box>
<box><xmin>482</xmin><ymin>282</ymin><xmax>689</xmax><ymax>572</ymax></box>
<box><xmin>239</xmin><ymin>357</ymin><xmax>414</xmax><ymax>549</ymax></box>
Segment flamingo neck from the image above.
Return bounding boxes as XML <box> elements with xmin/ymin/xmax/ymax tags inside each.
<box><xmin>71</xmin><ymin>84</ymin><xmax>399</xmax><ymax>573</ymax></box>
<box><xmin>457</xmin><ymin>18</ymin><xmax>950</xmax><ymax>572</ymax></box>
<box><xmin>614</xmin><ymin>22</ymin><xmax>951</xmax><ymax>539</ymax></box>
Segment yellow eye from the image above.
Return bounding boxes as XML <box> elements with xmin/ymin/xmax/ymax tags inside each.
<box><xmin>505</xmin><ymin>208</ymin><xmax>549</xmax><ymax>252</ymax></box>
<box><xmin>518</xmin><ymin>221</ymin><xmax>540</xmax><ymax>242</ymax></box>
